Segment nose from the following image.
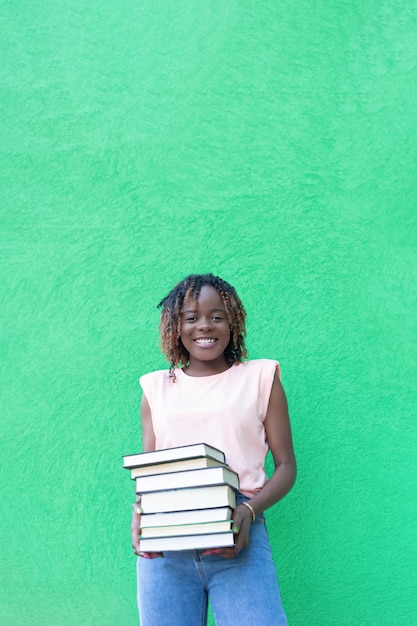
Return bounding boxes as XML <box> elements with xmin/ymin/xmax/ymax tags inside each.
<box><xmin>197</xmin><ymin>316</ymin><xmax>212</xmax><ymax>331</ymax></box>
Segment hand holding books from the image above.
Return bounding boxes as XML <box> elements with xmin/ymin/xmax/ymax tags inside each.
<box><xmin>202</xmin><ymin>500</ymin><xmax>255</xmax><ymax>559</ymax></box>
<box><xmin>131</xmin><ymin>500</ymin><xmax>163</xmax><ymax>559</ymax></box>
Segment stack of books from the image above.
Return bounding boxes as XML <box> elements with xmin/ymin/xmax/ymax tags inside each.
<box><xmin>123</xmin><ymin>443</ymin><xmax>238</xmax><ymax>552</ymax></box>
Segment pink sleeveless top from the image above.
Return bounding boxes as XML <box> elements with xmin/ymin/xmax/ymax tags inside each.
<box><xmin>139</xmin><ymin>359</ymin><xmax>280</xmax><ymax>497</ymax></box>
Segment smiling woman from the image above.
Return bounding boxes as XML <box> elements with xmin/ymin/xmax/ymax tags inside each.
<box><xmin>131</xmin><ymin>273</ymin><xmax>296</xmax><ymax>626</ymax></box>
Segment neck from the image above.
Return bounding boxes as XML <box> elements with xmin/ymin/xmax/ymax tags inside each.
<box><xmin>183</xmin><ymin>358</ymin><xmax>232</xmax><ymax>377</ymax></box>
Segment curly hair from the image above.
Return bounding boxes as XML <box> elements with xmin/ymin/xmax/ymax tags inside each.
<box><xmin>157</xmin><ymin>273</ymin><xmax>248</xmax><ymax>380</ymax></box>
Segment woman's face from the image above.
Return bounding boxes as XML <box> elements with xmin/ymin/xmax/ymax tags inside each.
<box><xmin>180</xmin><ymin>285</ymin><xmax>231</xmax><ymax>371</ymax></box>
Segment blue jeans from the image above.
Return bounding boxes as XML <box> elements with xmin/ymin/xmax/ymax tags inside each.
<box><xmin>136</xmin><ymin>495</ymin><xmax>287</xmax><ymax>626</ymax></box>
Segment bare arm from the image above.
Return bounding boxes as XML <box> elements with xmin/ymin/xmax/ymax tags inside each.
<box><xmin>246</xmin><ymin>372</ymin><xmax>296</xmax><ymax>514</ymax></box>
<box><xmin>140</xmin><ymin>392</ymin><xmax>156</xmax><ymax>454</ymax></box>
<box><xmin>131</xmin><ymin>393</ymin><xmax>162</xmax><ymax>557</ymax></box>
<box><xmin>214</xmin><ymin>373</ymin><xmax>296</xmax><ymax>559</ymax></box>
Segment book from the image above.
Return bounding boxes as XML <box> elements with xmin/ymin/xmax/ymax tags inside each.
<box><xmin>135</xmin><ymin>466</ymin><xmax>239</xmax><ymax>494</ymax></box>
<box><xmin>130</xmin><ymin>456</ymin><xmax>224</xmax><ymax>479</ymax></box>
<box><xmin>139</xmin><ymin>506</ymin><xmax>233</xmax><ymax>529</ymax></box>
<box><xmin>140</xmin><ymin>520</ymin><xmax>233</xmax><ymax>538</ymax></box>
<box><xmin>139</xmin><ymin>531</ymin><xmax>235</xmax><ymax>552</ymax></box>
<box><xmin>140</xmin><ymin>484</ymin><xmax>236</xmax><ymax>514</ymax></box>
<box><xmin>123</xmin><ymin>443</ymin><xmax>225</xmax><ymax>469</ymax></box>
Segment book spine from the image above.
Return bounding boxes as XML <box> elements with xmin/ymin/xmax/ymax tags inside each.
<box><xmin>123</xmin><ymin>443</ymin><xmax>225</xmax><ymax>468</ymax></box>
<box><xmin>135</xmin><ymin>468</ymin><xmax>238</xmax><ymax>493</ymax></box>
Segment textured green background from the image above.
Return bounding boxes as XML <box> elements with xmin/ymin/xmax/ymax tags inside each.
<box><xmin>1</xmin><ymin>1</ymin><xmax>416</xmax><ymax>625</ymax></box>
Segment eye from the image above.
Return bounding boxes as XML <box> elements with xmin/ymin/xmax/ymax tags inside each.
<box><xmin>212</xmin><ymin>316</ymin><xmax>224</xmax><ymax>321</ymax></box>
<box><xmin>185</xmin><ymin>316</ymin><xmax>197</xmax><ymax>322</ymax></box>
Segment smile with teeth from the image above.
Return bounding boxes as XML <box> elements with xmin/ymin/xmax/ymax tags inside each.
<box><xmin>194</xmin><ymin>338</ymin><xmax>217</xmax><ymax>344</ymax></box>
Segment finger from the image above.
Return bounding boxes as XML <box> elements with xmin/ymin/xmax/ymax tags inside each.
<box><xmin>137</xmin><ymin>551</ymin><xmax>150</xmax><ymax>558</ymax></box>
<box><xmin>209</xmin><ymin>546</ymin><xmax>238</xmax><ymax>560</ymax></box>
<box><xmin>233</xmin><ymin>529</ymin><xmax>250</xmax><ymax>554</ymax></box>
<box><xmin>136</xmin><ymin>551</ymin><xmax>163</xmax><ymax>559</ymax></box>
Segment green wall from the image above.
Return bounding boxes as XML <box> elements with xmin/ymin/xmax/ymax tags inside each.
<box><xmin>2</xmin><ymin>1</ymin><xmax>416</xmax><ymax>624</ymax></box>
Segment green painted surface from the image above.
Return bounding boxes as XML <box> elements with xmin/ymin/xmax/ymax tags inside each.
<box><xmin>1</xmin><ymin>1</ymin><xmax>416</xmax><ymax>624</ymax></box>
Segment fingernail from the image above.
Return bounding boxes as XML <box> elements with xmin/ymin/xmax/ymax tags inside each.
<box><xmin>232</xmin><ymin>525</ymin><xmax>239</xmax><ymax>534</ymax></box>
<box><xmin>136</xmin><ymin>506</ymin><xmax>143</xmax><ymax>514</ymax></box>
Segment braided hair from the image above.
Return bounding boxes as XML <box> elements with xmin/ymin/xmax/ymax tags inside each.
<box><xmin>158</xmin><ymin>273</ymin><xmax>248</xmax><ymax>380</ymax></box>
